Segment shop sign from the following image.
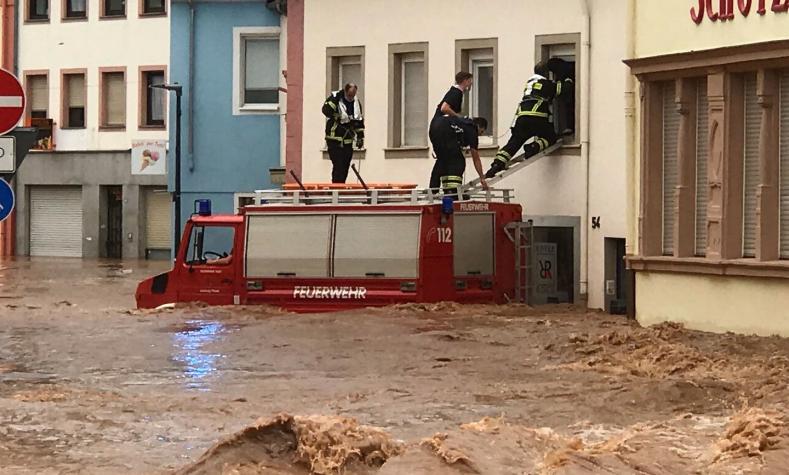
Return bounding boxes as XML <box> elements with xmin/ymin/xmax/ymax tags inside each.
<box><xmin>691</xmin><ymin>0</ymin><xmax>789</xmax><ymax>24</ymax></box>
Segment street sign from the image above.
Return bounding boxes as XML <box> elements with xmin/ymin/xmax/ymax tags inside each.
<box><xmin>0</xmin><ymin>69</ymin><xmax>25</xmax><ymax>136</ymax></box>
<box><xmin>0</xmin><ymin>178</ymin><xmax>15</xmax><ymax>222</ymax></box>
<box><xmin>0</xmin><ymin>136</ymin><xmax>15</xmax><ymax>173</ymax></box>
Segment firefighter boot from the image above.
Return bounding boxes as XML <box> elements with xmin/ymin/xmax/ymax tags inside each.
<box><xmin>485</xmin><ymin>160</ymin><xmax>506</xmax><ymax>179</ymax></box>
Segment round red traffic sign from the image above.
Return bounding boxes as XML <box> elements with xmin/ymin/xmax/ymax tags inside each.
<box><xmin>0</xmin><ymin>69</ymin><xmax>25</xmax><ymax>136</ymax></box>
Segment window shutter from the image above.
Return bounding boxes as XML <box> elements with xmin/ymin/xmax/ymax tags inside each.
<box><xmin>104</xmin><ymin>73</ymin><xmax>125</xmax><ymax>125</ymax></box>
<box><xmin>780</xmin><ymin>72</ymin><xmax>789</xmax><ymax>258</ymax></box>
<box><xmin>662</xmin><ymin>81</ymin><xmax>680</xmax><ymax>255</ymax></box>
<box><xmin>67</xmin><ymin>75</ymin><xmax>84</xmax><ymax>108</ymax></box>
<box><xmin>695</xmin><ymin>78</ymin><xmax>709</xmax><ymax>256</ymax></box>
<box><xmin>29</xmin><ymin>76</ymin><xmax>48</xmax><ymax>113</ymax></box>
<box><xmin>743</xmin><ymin>74</ymin><xmax>760</xmax><ymax>257</ymax></box>
<box><xmin>402</xmin><ymin>55</ymin><xmax>426</xmax><ymax>147</ymax></box>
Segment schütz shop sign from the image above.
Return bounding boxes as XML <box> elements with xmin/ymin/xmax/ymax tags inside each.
<box><xmin>691</xmin><ymin>0</ymin><xmax>789</xmax><ymax>24</ymax></box>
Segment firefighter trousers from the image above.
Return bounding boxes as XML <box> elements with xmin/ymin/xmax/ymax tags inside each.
<box><xmin>494</xmin><ymin>116</ymin><xmax>557</xmax><ymax>165</ymax></box>
<box><xmin>428</xmin><ymin>119</ymin><xmax>465</xmax><ymax>198</ymax></box>
<box><xmin>327</xmin><ymin>141</ymin><xmax>354</xmax><ymax>183</ymax></box>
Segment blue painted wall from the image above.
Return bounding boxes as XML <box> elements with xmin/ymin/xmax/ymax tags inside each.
<box><xmin>169</xmin><ymin>0</ymin><xmax>281</xmax><ymax>242</ymax></box>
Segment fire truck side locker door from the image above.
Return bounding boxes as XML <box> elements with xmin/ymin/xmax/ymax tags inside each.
<box><xmin>420</xmin><ymin>208</ymin><xmax>455</xmax><ymax>302</ymax></box>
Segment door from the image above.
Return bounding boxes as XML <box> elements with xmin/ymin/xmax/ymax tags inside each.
<box><xmin>144</xmin><ymin>188</ymin><xmax>171</xmax><ymax>259</ymax></box>
<box><xmin>105</xmin><ymin>186</ymin><xmax>123</xmax><ymax>259</ymax></box>
<box><xmin>178</xmin><ymin>224</ymin><xmax>237</xmax><ymax>305</ymax></box>
<box><xmin>30</xmin><ymin>186</ymin><xmax>83</xmax><ymax>257</ymax></box>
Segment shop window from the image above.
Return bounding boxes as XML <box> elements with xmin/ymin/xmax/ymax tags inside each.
<box><xmin>233</xmin><ymin>27</ymin><xmax>281</xmax><ymax>114</ymax></box>
<box><xmin>62</xmin><ymin>72</ymin><xmax>86</xmax><ymax>128</ymax></box>
<box><xmin>100</xmin><ymin>70</ymin><xmax>126</xmax><ymax>128</ymax></box>
<box><xmin>743</xmin><ymin>74</ymin><xmax>760</xmax><ymax>258</ymax></box>
<box><xmin>695</xmin><ymin>78</ymin><xmax>710</xmax><ymax>256</ymax></box>
<box><xmin>662</xmin><ymin>81</ymin><xmax>680</xmax><ymax>256</ymax></box>
<box><xmin>536</xmin><ymin>34</ymin><xmax>580</xmax><ymax>146</ymax></box>
<box><xmin>388</xmin><ymin>43</ymin><xmax>429</xmax><ymax>151</ymax></box>
<box><xmin>27</xmin><ymin>0</ymin><xmax>48</xmax><ymax>21</ymax></box>
<box><xmin>457</xmin><ymin>39</ymin><xmax>497</xmax><ymax>145</ymax></box>
<box><xmin>64</xmin><ymin>0</ymin><xmax>86</xmax><ymax>19</ymax></box>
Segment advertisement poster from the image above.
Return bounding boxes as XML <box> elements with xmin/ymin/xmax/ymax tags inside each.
<box><xmin>534</xmin><ymin>242</ymin><xmax>558</xmax><ymax>300</ymax></box>
<box><xmin>131</xmin><ymin>140</ymin><xmax>167</xmax><ymax>175</ymax></box>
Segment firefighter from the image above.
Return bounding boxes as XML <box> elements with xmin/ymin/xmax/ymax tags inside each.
<box><xmin>429</xmin><ymin>71</ymin><xmax>473</xmax><ymax>190</ymax></box>
<box><xmin>484</xmin><ymin>59</ymin><xmax>574</xmax><ymax>179</ymax></box>
<box><xmin>430</xmin><ymin>115</ymin><xmax>489</xmax><ymax>200</ymax></box>
<box><xmin>322</xmin><ymin>83</ymin><xmax>365</xmax><ymax>183</ymax></box>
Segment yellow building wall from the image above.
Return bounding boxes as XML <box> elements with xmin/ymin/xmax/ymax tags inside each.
<box><xmin>637</xmin><ymin>272</ymin><xmax>789</xmax><ymax>337</ymax></box>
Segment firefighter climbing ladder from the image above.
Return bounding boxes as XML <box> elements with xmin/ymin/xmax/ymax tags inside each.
<box><xmin>463</xmin><ymin>139</ymin><xmax>564</xmax><ymax>194</ymax></box>
<box><xmin>505</xmin><ymin>220</ymin><xmax>534</xmax><ymax>304</ymax></box>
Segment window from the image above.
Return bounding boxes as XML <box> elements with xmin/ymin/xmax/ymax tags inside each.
<box><xmin>662</xmin><ymin>81</ymin><xmax>679</xmax><ymax>256</ymax></box>
<box><xmin>100</xmin><ymin>70</ymin><xmax>126</xmax><ymax>128</ymax></box>
<box><xmin>102</xmin><ymin>0</ymin><xmax>124</xmax><ymax>17</ymax></box>
<box><xmin>388</xmin><ymin>43</ymin><xmax>429</xmax><ymax>153</ymax></box>
<box><xmin>62</xmin><ymin>72</ymin><xmax>85</xmax><ymax>128</ymax></box>
<box><xmin>536</xmin><ymin>34</ymin><xmax>581</xmax><ymax>145</ymax></box>
<box><xmin>695</xmin><ymin>78</ymin><xmax>709</xmax><ymax>256</ymax></box>
<box><xmin>186</xmin><ymin>226</ymin><xmax>235</xmax><ymax>266</ymax></box>
<box><xmin>141</xmin><ymin>0</ymin><xmax>165</xmax><ymax>15</ymax></box>
<box><xmin>333</xmin><ymin>215</ymin><xmax>420</xmax><ymax>278</ymax></box>
<box><xmin>233</xmin><ymin>27</ymin><xmax>281</xmax><ymax>114</ymax></box>
<box><xmin>27</xmin><ymin>0</ymin><xmax>48</xmax><ymax>20</ymax></box>
<box><xmin>245</xmin><ymin>214</ymin><xmax>331</xmax><ymax>277</ymax></box>
<box><xmin>141</xmin><ymin>69</ymin><xmax>166</xmax><ymax>128</ymax></box>
<box><xmin>26</xmin><ymin>74</ymin><xmax>48</xmax><ymax>120</ymax></box>
<box><xmin>743</xmin><ymin>74</ymin><xmax>760</xmax><ymax>257</ymax></box>
<box><xmin>457</xmin><ymin>39</ymin><xmax>498</xmax><ymax>145</ymax></box>
<box><xmin>64</xmin><ymin>0</ymin><xmax>86</xmax><ymax>19</ymax></box>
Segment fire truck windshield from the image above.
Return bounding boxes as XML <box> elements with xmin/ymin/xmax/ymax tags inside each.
<box><xmin>186</xmin><ymin>225</ymin><xmax>235</xmax><ymax>265</ymax></box>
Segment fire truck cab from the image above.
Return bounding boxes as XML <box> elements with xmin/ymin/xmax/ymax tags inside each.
<box><xmin>136</xmin><ymin>187</ymin><xmax>530</xmax><ymax>312</ymax></box>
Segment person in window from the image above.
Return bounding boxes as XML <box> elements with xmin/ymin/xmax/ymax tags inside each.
<box><xmin>432</xmin><ymin>115</ymin><xmax>489</xmax><ymax>200</ymax></box>
<box><xmin>429</xmin><ymin>71</ymin><xmax>474</xmax><ymax>190</ymax></box>
<box><xmin>484</xmin><ymin>58</ymin><xmax>574</xmax><ymax>178</ymax></box>
<box><xmin>322</xmin><ymin>83</ymin><xmax>365</xmax><ymax>183</ymax></box>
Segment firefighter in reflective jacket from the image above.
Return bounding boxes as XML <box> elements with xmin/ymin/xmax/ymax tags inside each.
<box><xmin>322</xmin><ymin>83</ymin><xmax>365</xmax><ymax>183</ymax></box>
<box><xmin>431</xmin><ymin>115</ymin><xmax>489</xmax><ymax>200</ymax></box>
<box><xmin>485</xmin><ymin>59</ymin><xmax>574</xmax><ymax>178</ymax></box>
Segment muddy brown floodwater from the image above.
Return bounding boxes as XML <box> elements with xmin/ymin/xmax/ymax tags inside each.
<box><xmin>0</xmin><ymin>258</ymin><xmax>788</xmax><ymax>474</ymax></box>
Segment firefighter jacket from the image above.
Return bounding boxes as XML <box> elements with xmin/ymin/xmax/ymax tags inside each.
<box><xmin>322</xmin><ymin>91</ymin><xmax>365</xmax><ymax>145</ymax></box>
<box><xmin>514</xmin><ymin>74</ymin><xmax>574</xmax><ymax>120</ymax></box>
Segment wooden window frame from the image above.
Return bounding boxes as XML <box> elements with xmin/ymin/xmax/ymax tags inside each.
<box><xmin>100</xmin><ymin>0</ymin><xmax>126</xmax><ymax>19</ymax></box>
<box><xmin>23</xmin><ymin>70</ymin><xmax>49</xmax><ymax>122</ymax></box>
<box><xmin>25</xmin><ymin>0</ymin><xmax>50</xmax><ymax>22</ymax></box>
<box><xmin>385</xmin><ymin>42</ymin><xmax>429</xmax><ymax>159</ymax></box>
<box><xmin>60</xmin><ymin>68</ymin><xmax>87</xmax><ymax>130</ymax></box>
<box><xmin>138</xmin><ymin>66</ymin><xmax>167</xmax><ymax>130</ymax></box>
<box><xmin>138</xmin><ymin>0</ymin><xmax>166</xmax><ymax>17</ymax></box>
<box><xmin>626</xmin><ymin>40</ymin><xmax>789</xmax><ymax>278</ymax></box>
<box><xmin>99</xmin><ymin>67</ymin><xmax>127</xmax><ymax>130</ymax></box>
<box><xmin>61</xmin><ymin>0</ymin><xmax>87</xmax><ymax>21</ymax></box>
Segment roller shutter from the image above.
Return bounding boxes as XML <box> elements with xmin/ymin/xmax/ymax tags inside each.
<box><xmin>662</xmin><ymin>82</ymin><xmax>680</xmax><ymax>255</ymax></box>
<box><xmin>696</xmin><ymin>79</ymin><xmax>709</xmax><ymax>256</ymax></box>
<box><xmin>145</xmin><ymin>189</ymin><xmax>171</xmax><ymax>250</ymax></box>
<box><xmin>743</xmin><ymin>74</ymin><xmax>760</xmax><ymax>258</ymax></box>
<box><xmin>30</xmin><ymin>186</ymin><xmax>83</xmax><ymax>257</ymax></box>
<box><xmin>780</xmin><ymin>72</ymin><xmax>789</xmax><ymax>258</ymax></box>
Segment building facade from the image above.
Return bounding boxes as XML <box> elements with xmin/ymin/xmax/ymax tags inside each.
<box><xmin>287</xmin><ymin>0</ymin><xmax>634</xmax><ymax>311</ymax></box>
<box><xmin>169</xmin><ymin>0</ymin><xmax>286</xmax><ymax>239</ymax></box>
<box><xmin>16</xmin><ymin>0</ymin><xmax>171</xmax><ymax>258</ymax></box>
<box><xmin>628</xmin><ymin>0</ymin><xmax>789</xmax><ymax>335</ymax></box>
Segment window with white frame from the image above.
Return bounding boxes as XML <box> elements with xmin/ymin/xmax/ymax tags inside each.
<box><xmin>234</xmin><ymin>28</ymin><xmax>281</xmax><ymax>114</ymax></box>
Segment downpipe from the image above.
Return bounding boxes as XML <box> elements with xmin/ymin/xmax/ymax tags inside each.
<box><xmin>187</xmin><ymin>0</ymin><xmax>195</xmax><ymax>172</ymax></box>
<box><xmin>579</xmin><ymin>0</ymin><xmax>591</xmax><ymax>301</ymax></box>
<box><xmin>625</xmin><ymin>0</ymin><xmax>637</xmax><ymax>255</ymax></box>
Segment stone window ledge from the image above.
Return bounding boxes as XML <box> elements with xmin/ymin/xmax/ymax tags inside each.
<box><xmin>627</xmin><ymin>255</ymin><xmax>789</xmax><ymax>279</ymax></box>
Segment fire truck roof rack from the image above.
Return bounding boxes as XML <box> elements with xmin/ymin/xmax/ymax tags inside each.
<box><xmin>245</xmin><ymin>187</ymin><xmax>516</xmax><ymax>206</ymax></box>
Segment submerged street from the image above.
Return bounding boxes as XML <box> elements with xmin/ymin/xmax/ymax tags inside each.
<box><xmin>0</xmin><ymin>259</ymin><xmax>787</xmax><ymax>474</ymax></box>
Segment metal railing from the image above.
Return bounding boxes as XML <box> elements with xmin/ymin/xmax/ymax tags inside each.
<box><xmin>240</xmin><ymin>187</ymin><xmax>517</xmax><ymax>206</ymax></box>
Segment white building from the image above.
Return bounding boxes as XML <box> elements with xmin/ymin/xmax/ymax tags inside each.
<box><xmin>16</xmin><ymin>0</ymin><xmax>171</xmax><ymax>258</ymax></box>
<box><xmin>291</xmin><ymin>0</ymin><xmax>635</xmax><ymax>310</ymax></box>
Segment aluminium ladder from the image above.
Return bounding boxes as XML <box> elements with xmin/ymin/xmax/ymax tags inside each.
<box><xmin>463</xmin><ymin>139</ymin><xmax>564</xmax><ymax>194</ymax></box>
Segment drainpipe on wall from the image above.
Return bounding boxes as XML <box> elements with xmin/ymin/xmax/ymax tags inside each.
<box><xmin>579</xmin><ymin>0</ymin><xmax>591</xmax><ymax>300</ymax></box>
<box><xmin>187</xmin><ymin>0</ymin><xmax>195</xmax><ymax>172</ymax></box>
<box><xmin>624</xmin><ymin>0</ymin><xmax>637</xmax><ymax>256</ymax></box>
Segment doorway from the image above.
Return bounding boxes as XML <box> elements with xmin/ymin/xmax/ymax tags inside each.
<box><xmin>105</xmin><ymin>186</ymin><xmax>123</xmax><ymax>259</ymax></box>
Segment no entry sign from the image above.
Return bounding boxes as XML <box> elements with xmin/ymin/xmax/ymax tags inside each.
<box><xmin>0</xmin><ymin>69</ymin><xmax>25</xmax><ymax>136</ymax></box>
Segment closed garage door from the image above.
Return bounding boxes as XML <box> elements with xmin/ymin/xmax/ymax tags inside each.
<box><xmin>30</xmin><ymin>186</ymin><xmax>83</xmax><ymax>257</ymax></box>
<box><xmin>145</xmin><ymin>189</ymin><xmax>171</xmax><ymax>252</ymax></box>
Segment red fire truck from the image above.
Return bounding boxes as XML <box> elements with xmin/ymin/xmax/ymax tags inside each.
<box><xmin>135</xmin><ymin>186</ymin><xmax>532</xmax><ymax>312</ymax></box>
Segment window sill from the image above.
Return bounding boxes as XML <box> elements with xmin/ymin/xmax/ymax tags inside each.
<box><xmin>61</xmin><ymin>15</ymin><xmax>88</xmax><ymax>21</ymax></box>
<box><xmin>99</xmin><ymin>125</ymin><xmax>126</xmax><ymax>131</ymax></box>
<box><xmin>60</xmin><ymin>126</ymin><xmax>86</xmax><ymax>130</ymax></box>
<box><xmin>138</xmin><ymin>11</ymin><xmax>167</xmax><ymax>18</ymax></box>
<box><xmin>237</xmin><ymin>104</ymin><xmax>279</xmax><ymax>114</ymax></box>
<box><xmin>139</xmin><ymin>124</ymin><xmax>166</xmax><ymax>130</ymax></box>
<box><xmin>322</xmin><ymin>148</ymin><xmax>365</xmax><ymax>160</ymax></box>
<box><xmin>627</xmin><ymin>255</ymin><xmax>789</xmax><ymax>279</ymax></box>
<box><xmin>99</xmin><ymin>14</ymin><xmax>127</xmax><ymax>20</ymax></box>
<box><xmin>384</xmin><ymin>147</ymin><xmax>430</xmax><ymax>159</ymax></box>
<box><xmin>24</xmin><ymin>18</ymin><xmax>50</xmax><ymax>24</ymax></box>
